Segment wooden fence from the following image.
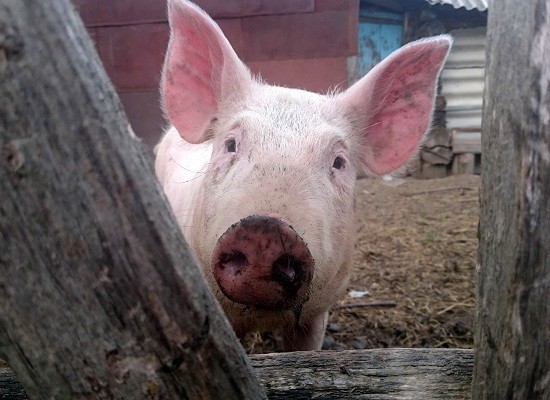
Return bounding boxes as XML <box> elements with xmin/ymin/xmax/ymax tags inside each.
<box><xmin>0</xmin><ymin>0</ymin><xmax>548</xmax><ymax>398</ymax></box>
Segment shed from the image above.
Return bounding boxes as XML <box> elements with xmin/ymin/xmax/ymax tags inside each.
<box><xmin>359</xmin><ymin>0</ymin><xmax>488</xmax><ymax>177</ymax></box>
<box><xmin>72</xmin><ymin>0</ymin><xmax>359</xmax><ymax>149</ymax></box>
<box><xmin>73</xmin><ymin>0</ymin><xmax>488</xmax><ymax>178</ymax></box>
<box><xmin>442</xmin><ymin>26</ymin><xmax>486</xmax><ymax>175</ymax></box>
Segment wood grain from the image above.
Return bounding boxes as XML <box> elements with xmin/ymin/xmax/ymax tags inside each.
<box><xmin>474</xmin><ymin>0</ymin><xmax>550</xmax><ymax>398</ymax></box>
<box><xmin>2</xmin><ymin>348</ymin><xmax>474</xmax><ymax>399</ymax></box>
<box><xmin>0</xmin><ymin>1</ymin><xmax>265</xmax><ymax>398</ymax></box>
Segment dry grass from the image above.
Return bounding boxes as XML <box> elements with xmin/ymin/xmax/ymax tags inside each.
<box><xmin>245</xmin><ymin>175</ymin><xmax>480</xmax><ymax>353</ymax></box>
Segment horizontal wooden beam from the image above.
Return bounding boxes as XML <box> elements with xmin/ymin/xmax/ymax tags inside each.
<box><xmin>2</xmin><ymin>348</ymin><xmax>474</xmax><ymax>400</ymax></box>
<box><xmin>250</xmin><ymin>348</ymin><xmax>474</xmax><ymax>399</ymax></box>
<box><xmin>452</xmin><ymin>131</ymin><xmax>482</xmax><ymax>154</ymax></box>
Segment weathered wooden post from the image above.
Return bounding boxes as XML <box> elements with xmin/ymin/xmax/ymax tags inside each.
<box><xmin>473</xmin><ymin>0</ymin><xmax>550</xmax><ymax>398</ymax></box>
<box><xmin>0</xmin><ymin>1</ymin><xmax>266</xmax><ymax>398</ymax></box>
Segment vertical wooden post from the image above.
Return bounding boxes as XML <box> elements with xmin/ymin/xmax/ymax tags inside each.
<box><xmin>0</xmin><ymin>1</ymin><xmax>265</xmax><ymax>398</ymax></box>
<box><xmin>474</xmin><ymin>0</ymin><xmax>550</xmax><ymax>398</ymax></box>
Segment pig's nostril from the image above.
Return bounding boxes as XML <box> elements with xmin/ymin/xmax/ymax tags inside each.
<box><xmin>213</xmin><ymin>216</ymin><xmax>314</xmax><ymax>310</ymax></box>
<box><xmin>220</xmin><ymin>252</ymin><xmax>247</xmax><ymax>275</ymax></box>
<box><xmin>272</xmin><ymin>254</ymin><xmax>303</xmax><ymax>284</ymax></box>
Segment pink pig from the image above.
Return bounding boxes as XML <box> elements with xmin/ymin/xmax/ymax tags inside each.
<box><xmin>155</xmin><ymin>0</ymin><xmax>452</xmax><ymax>351</ymax></box>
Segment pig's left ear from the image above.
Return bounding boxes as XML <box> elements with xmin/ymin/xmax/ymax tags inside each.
<box><xmin>161</xmin><ymin>0</ymin><xmax>253</xmax><ymax>144</ymax></box>
<box><xmin>339</xmin><ymin>35</ymin><xmax>452</xmax><ymax>176</ymax></box>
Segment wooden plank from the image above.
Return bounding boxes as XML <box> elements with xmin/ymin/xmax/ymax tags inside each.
<box><xmin>250</xmin><ymin>348</ymin><xmax>474</xmax><ymax>399</ymax></box>
<box><xmin>421</xmin><ymin>147</ymin><xmax>453</xmax><ymax>165</ymax></box>
<box><xmin>473</xmin><ymin>0</ymin><xmax>550</xmax><ymax>398</ymax></box>
<box><xmin>452</xmin><ymin>153</ymin><xmax>476</xmax><ymax>175</ymax></box>
<box><xmin>241</xmin><ymin>9</ymin><xmax>355</xmax><ymax>62</ymax></box>
<box><xmin>95</xmin><ymin>23</ymin><xmax>169</xmax><ymax>92</ymax></box>
<box><xmin>316</xmin><ymin>0</ymin><xmax>359</xmax><ymax>12</ymax></box>
<box><xmin>451</xmin><ymin>131</ymin><xmax>481</xmax><ymax>154</ymax></box>
<box><xmin>247</xmin><ymin>57</ymin><xmax>349</xmax><ymax>93</ymax></box>
<box><xmin>72</xmin><ymin>0</ymin><xmax>167</xmax><ymax>27</ymax></box>
<box><xmin>1</xmin><ymin>349</ymin><xmax>475</xmax><ymax>400</ymax></box>
<box><xmin>421</xmin><ymin>163</ymin><xmax>448</xmax><ymax>179</ymax></box>
<box><xmin>196</xmin><ymin>0</ymin><xmax>315</xmax><ymax>18</ymax></box>
<box><xmin>73</xmin><ymin>0</ymin><xmax>315</xmax><ymax>27</ymax></box>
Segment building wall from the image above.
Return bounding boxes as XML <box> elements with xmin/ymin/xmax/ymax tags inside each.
<box><xmin>441</xmin><ymin>26</ymin><xmax>486</xmax><ymax>131</ymax></box>
<box><xmin>402</xmin><ymin>3</ymin><xmax>487</xmax><ymax>177</ymax></box>
<box><xmin>72</xmin><ymin>0</ymin><xmax>359</xmax><ymax>148</ymax></box>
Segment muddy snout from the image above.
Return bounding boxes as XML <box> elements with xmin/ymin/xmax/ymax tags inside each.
<box><xmin>212</xmin><ymin>215</ymin><xmax>314</xmax><ymax>310</ymax></box>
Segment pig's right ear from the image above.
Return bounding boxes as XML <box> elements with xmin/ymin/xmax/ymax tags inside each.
<box><xmin>338</xmin><ymin>36</ymin><xmax>452</xmax><ymax>176</ymax></box>
<box><xmin>161</xmin><ymin>0</ymin><xmax>253</xmax><ymax>144</ymax></box>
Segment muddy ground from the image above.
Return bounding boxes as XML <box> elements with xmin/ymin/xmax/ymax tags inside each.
<box><xmin>245</xmin><ymin>174</ymin><xmax>480</xmax><ymax>353</ymax></box>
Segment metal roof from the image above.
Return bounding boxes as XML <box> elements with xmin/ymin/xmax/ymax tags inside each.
<box><xmin>425</xmin><ymin>0</ymin><xmax>488</xmax><ymax>12</ymax></box>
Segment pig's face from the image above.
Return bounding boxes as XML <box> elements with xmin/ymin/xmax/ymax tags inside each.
<box><xmin>157</xmin><ymin>0</ymin><xmax>451</xmax><ymax>346</ymax></box>
<box><xmin>189</xmin><ymin>85</ymin><xmax>359</xmax><ymax>324</ymax></box>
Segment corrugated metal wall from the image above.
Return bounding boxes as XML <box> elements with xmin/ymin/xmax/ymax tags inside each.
<box><xmin>440</xmin><ymin>27</ymin><xmax>486</xmax><ymax>131</ymax></box>
<box><xmin>425</xmin><ymin>0</ymin><xmax>488</xmax><ymax>12</ymax></box>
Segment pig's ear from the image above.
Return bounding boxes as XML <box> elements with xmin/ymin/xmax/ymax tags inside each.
<box><xmin>161</xmin><ymin>0</ymin><xmax>253</xmax><ymax>144</ymax></box>
<box><xmin>339</xmin><ymin>36</ymin><xmax>452</xmax><ymax>176</ymax></box>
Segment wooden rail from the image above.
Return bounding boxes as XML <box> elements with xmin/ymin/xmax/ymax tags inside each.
<box><xmin>1</xmin><ymin>0</ymin><xmax>548</xmax><ymax>398</ymax></box>
<box><xmin>2</xmin><ymin>349</ymin><xmax>474</xmax><ymax>400</ymax></box>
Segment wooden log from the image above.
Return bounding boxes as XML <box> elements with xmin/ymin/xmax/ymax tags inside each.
<box><xmin>421</xmin><ymin>146</ymin><xmax>453</xmax><ymax>165</ymax></box>
<box><xmin>0</xmin><ymin>366</ymin><xmax>28</xmax><ymax>400</ymax></box>
<box><xmin>2</xmin><ymin>349</ymin><xmax>475</xmax><ymax>400</ymax></box>
<box><xmin>251</xmin><ymin>348</ymin><xmax>474</xmax><ymax>399</ymax></box>
<box><xmin>0</xmin><ymin>1</ymin><xmax>265</xmax><ymax>399</ymax></box>
<box><xmin>473</xmin><ymin>0</ymin><xmax>550</xmax><ymax>398</ymax></box>
<box><xmin>421</xmin><ymin>163</ymin><xmax>448</xmax><ymax>179</ymax></box>
<box><xmin>452</xmin><ymin>153</ymin><xmax>475</xmax><ymax>175</ymax></box>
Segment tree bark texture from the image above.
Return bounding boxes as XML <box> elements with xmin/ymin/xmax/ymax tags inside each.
<box><xmin>0</xmin><ymin>1</ymin><xmax>265</xmax><ymax>399</ymax></box>
<box><xmin>2</xmin><ymin>348</ymin><xmax>474</xmax><ymax>400</ymax></box>
<box><xmin>474</xmin><ymin>0</ymin><xmax>550</xmax><ymax>398</ymax></box>
<box><xmin>0</xmin><ymin>365</ymin><xmax>28</xmax><ymax>400</ymax></box>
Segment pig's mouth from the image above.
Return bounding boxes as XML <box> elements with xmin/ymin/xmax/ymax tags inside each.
<box><xmin>212</xmin><ymin>215</ymin><xmax>314</xmax><ymax>311</ymax></box>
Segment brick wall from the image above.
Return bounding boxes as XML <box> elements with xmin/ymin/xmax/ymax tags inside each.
<box><xmin>72</xmin><ymin>0</ymin><xmax>359</xmax><ymax>147</ymax></box>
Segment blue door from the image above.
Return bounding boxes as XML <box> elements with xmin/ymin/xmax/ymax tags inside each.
<box><xmin>357</xmin><ymin>9</ymin><xmax>404</xmax><ymax>77</ymax></box>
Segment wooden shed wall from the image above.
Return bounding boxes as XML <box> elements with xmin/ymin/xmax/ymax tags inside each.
<box><xmin>402</xmin><ymin>3</ymin><xmax>487</xmax><ymax>178</ymax></box>
<box><xmin>72</xmin><ymin>0</ymin><xmax>359</xmax><ymax>148</ymax></box>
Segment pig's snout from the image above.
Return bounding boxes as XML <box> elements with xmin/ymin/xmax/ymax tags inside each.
<box><xmin>212</xmin><ymin>215</ymin><xmax>314</xmax><ymax>310</ymax></box>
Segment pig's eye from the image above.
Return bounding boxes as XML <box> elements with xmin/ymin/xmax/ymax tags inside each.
<box><xmin>332</xmin><ymin>156</ymin><xmax>345</xmax><ymax>170</ymax></box>
<box><xmin>225</xmin><ymin>138</ymin><xmax>236</xmax><ymax>153</ymax></box>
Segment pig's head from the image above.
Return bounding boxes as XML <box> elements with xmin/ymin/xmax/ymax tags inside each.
<box><xmin>161</xmin><ymin>0</ymin><xmax>451</xmax><ymax>331</ymax></box>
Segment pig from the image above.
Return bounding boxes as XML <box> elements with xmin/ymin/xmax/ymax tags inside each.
<box><xmin>155</xmin><ymin>0</ymin><xmax>452</xmax><ymax>351</ymax></box>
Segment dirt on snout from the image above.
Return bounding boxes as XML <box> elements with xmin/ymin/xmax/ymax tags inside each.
<box><xmin>244</xmin><ymin>174</ymin><xmax>479</xmax><ymax>353</ymax></box>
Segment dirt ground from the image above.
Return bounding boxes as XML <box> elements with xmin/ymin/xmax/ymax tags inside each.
<box><xmin>245</xmin><ymin>174</ymin><xmax>480</xmax><ymax>353</ymax></box>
